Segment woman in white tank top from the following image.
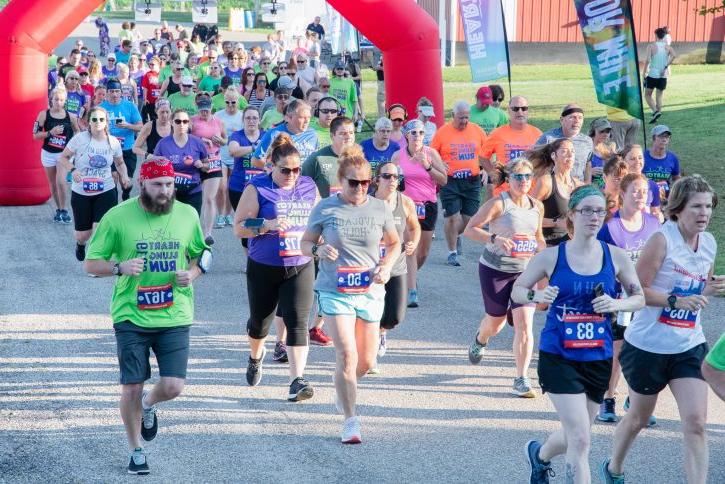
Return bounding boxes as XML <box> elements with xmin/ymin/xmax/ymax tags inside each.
<box><xmin>602</xmin><ymin>175</ymin><xmax>724</xmax><ymax>483</ymax></box>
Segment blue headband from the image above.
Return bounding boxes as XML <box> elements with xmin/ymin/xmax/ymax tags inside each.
<box><xmin>568</xmin><ymin>185</ymin><xmax>606</xmax><ymax>210</ymax></box>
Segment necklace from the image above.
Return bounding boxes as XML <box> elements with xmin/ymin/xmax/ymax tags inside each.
<box><xmin>140</xmin><ymin>198</ymin><xmax>174</xmax><ymax>239</ymax></box>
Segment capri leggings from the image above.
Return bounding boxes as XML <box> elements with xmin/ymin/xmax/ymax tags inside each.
<box><xmin>381</xmin><ymin>275</ymin><xmax>407</xmax><ymax>330</ymax></box>
<box><xmin>246</xmin><ymin>258</ymin><xmax>314</xmax><ymax>346</ymax></box>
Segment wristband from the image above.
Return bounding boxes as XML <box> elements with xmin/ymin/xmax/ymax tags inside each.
<box><xmin>490</xmin><ymin>233</ymin><xmax>497</xmax><ymax>244</ymax></box>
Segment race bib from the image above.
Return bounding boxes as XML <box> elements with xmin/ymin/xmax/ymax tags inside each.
<box><xmin>563</xmin><ymin>313</ymin><xmax>607</xmax><ymax>349</ymax></box>
<box><xmin>115</xmin><ymin>136</ymin><xmax>125</xmax><ymax>146</ymax></box>
<box><xmin>453</xmin><ymin>169</ymin><xmax>472</xmax><ymax>179</ymax></box>
<box><xmin>415</xmin><ymin>202</ymin><xmax>426</xmax><ymax>220</ymax></box>
<box><xmin>137</xmin><ymin>283</ymin><xmax>174</xmax><ymax>310</ymax></box>
<box><xmin>243</xmin><ymin>169</ymin><xmax>263</xmax><ymax>185</ymax></box>
<box><xmin>82</xmin><ymin>177</ymin><xmax>105</xmax><ymax>193</ymax></box>
<box><xmin>174</xmin><ymin>172</ymin><xmax>194</xmax><ymax>186</ymax></box>
<box><xmin>207</xmin><ymin>154</ymin><xmax>222</xmax><ymax>173</ymax></box>
<box><xmin>48</xmin><ymin>134</ymin><xmax>67</xmax><ymax>149</ymax></box>
<box><xmin>510</xmin><ymin>235</ymin><xmax>537</xmax><ymax>258</ymax></box>
<box><xmin>278</xmin><ymin>230</ymin><xmax>303</xmax><ymax>257</ymax></box>
<box><xmin>508</xmin><ymin>149</ymin><xmax>525</xmax><ymax>161</ymax></box>
<box><xmin>658</xmin><ymin>301</ymin><xmax>698</xmax><ymax>329</ymax></box>
<box><xmin>337</xmin><ymin>266</ymin><xmax>372</xmax><ymax>294</ymax></box>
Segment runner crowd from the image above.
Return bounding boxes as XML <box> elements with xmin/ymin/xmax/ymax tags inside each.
<box><xmin>33</xmin><ymin>16</ymin><xmax>724</xmax><ymax>482</ymax></box>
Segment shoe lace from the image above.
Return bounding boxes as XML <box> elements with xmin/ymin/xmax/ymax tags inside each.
<box><xmin>343</xmin><ymin>418</ymin><xmax>359</xmax><ymax>435</ymax></box>
<box><xmin>132</xmin><ymin>449</ymin><xmax>146</xmax><ymax>465</ymax></box>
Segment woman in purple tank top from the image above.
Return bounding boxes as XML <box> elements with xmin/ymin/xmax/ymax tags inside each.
<box><xmin>233</xmin><ymin>133</ymin><xmax>321</xmax><ymax>402</ymax></box>
<box><xmin>595</xmin><ymin>173</ymin><xmax>660</xmax><ymax>424</ymax></box>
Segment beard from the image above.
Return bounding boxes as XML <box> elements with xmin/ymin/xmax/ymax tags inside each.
<box><xmin>140</xmin><ymin>186</ymin><xmax>175</xmax><ymax>215</ymax></box>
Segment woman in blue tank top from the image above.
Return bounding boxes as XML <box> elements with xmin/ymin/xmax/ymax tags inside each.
<box><xmin>233</xmin><ymin>132</ymin><xmax>320</xmax><ymax>402</ymax></box>
<box><xmin>511</xmin><ymin>185</ymin><xmax>644</xmax><ymax>483</ymax></box>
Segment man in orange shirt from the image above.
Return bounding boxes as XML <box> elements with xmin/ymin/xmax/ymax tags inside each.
<box><xmin>430</xmin><ymin>101</ymin><xmax>488</xmax><ymax>267</ymax></box>
<box><xmin>482</xmin><ymin>96</ymin><xmax>542</xmax><ymax>197</ymax></box>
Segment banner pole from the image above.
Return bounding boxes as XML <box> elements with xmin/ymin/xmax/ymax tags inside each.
<box><xmin>628</xmin><ymin>1</ymin><xmax>647</xmax><ymax>150</ymax></box>
<box><xmin>500</xmin><ymin>0</ymin><xmax>513</xmax><ymax>99</ymax></box>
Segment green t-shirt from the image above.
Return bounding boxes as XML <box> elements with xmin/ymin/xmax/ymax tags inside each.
<box><xmin>195</xmin><ymin>61</ymin><xmax>212</xmax><ymax>80</ymax></box>
<box><xmin>48</xmin><ymin>55</ymin><xmax>58</xmax><ymax>69</ymax></box>
<box><xmin>470</xmin><ymin>106</ymin><xmax>508</xmax><ymax>134</ymax></box>
<box><xmin>86</xmin><ymin>198</ymin><xmax>208</xmax><ymax>328</ymax></box>
<box><xmin>211</xmin><ymin>92</ymin><xmax>248</xmax><ymax>114</ymax></box>
<box><xmin>198</xmin><ymin>75</ymin><xmax>222</xmax><ymax>94</ymax></box>
<box><xmin>159</xmin><ymin>66</ymin><xmax>191</xmax><ymax>84</ymax></box>
<box><xmin>301</xmin><ymin>145</ymin><xmax>340</xmax><ymax>198</ymax></box>
<box><xmin>706</xmin><ymin>332</ymin><xmax>725</xmax><ymax>371</ymax></box>
<box><xmin>309</xmin><ymin>118</ymin><xmax>332</xmax><ymax>148</ymax></box>
<box><xmin>168</xmin><ymin>92</ymin><xmax>198</xmax><ymax>115</ymax></box>
<box><xmin>328</xmin><ymin>76</ymin><xmax>357</xmax><ymax>119</ymax></box>
<box><xmin>260</xmin><ymin>109</ymin><xmax>284</xmax><ymax>129</ymax></box>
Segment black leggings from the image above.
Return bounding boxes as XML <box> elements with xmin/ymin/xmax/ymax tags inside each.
<box><xmin>229</xmin><ymin>190</ymin><xmax>248</xmax><ymax>248</ymax></box>
<box><xmin>121</xmin><ymin>149</ymin><xmax>137</xmax><ymax>201</ymax></box>
<box><xmin>176</xmin><ymin>187</ymin><xmax>202</xmax><ymax>215</ymax></box>
<box><xmin>246</xmin><ymin>258</ymin><xmax>314</xmax><ymax>346</ymax></box>
<box><xmin>381</xmin><ymin>274</ymin><xmax>407</xmax><ymax>330</ymax></box>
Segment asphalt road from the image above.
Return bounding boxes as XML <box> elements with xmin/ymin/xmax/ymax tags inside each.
<box><xmin>1</xmin><ymin>16</ymin><xmax>724</xmax><ymax>484</ymax></box>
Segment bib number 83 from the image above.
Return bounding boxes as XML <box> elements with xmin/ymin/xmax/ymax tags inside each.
<box><xmin>576</xmin><ymin>322</ymin><xmax>594</xmax><ymax>341</ymax></box>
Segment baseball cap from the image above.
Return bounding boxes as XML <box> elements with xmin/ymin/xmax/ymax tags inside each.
<box><xmin>388</xmin><ymin>106</ymin><xmax>406</xmax><ymax>120</ymax></box>
<box><xmin>652</xmin><ymin>125</ymin><xmax>671</xmax><ymax>137</ymax></box>
<box><xmin>105</xmin><ymin>78</ymin><xmax>122</xmax><ymax>90</ymax></box>
<box><xmin>276</xmin><ymin>75</ymin><xmax>295</xmax><ymax>90</ymax></box>
<box><xmin>107</xmin><ymin>53</ymin><xmax>116</xmax><ymax>60</ymax></box>
<box><xmin>181</xmin><ymin>76</ymin><xmax>194</xmax><ymax>86</ymax></box>
<box><xmin>76</xmin><ymin>66</ymin><xmax>88</xmax><ymax>74</ymax></box>
<box><xmin>476</xmin><ymin>86</ymin><xmax>493</xmax><ymax>105</ymax></box>
<box><xmin>419</xmin><ymin>105</ymin><xmax>435</xmax><ymax>117</ymax></box>
<box><xmin>196</xmin><ymin>98</ymin><xmax>212</xmax><ymax>110</ymax></box>
<box><xmin>590</xmin><ymin>118</ymin><xmax>612</xmax><ymax>132</ymax></box>
<box><xmin>334</xmin><ymin>60</ymin><xmax>346</xmax><ymax>70</ymax></box>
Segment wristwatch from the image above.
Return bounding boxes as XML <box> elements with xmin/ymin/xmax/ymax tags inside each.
<box><xmin>667</xmin><ymin>294</ymin><xmax>678</xmax><ymax>310</ymax></box>
<box><xmin>490</xmin><ymin>233</ymin><xmax>497</xmax><ymax>244</ymax></box>
<box><xmin>112</xmin><ymin>262</ymin><xmax>122</xmax><ymax>276</ymax></box>
<box><xmin>311</xmin><ymin>244</ymin><xmax>320</xmax><ymax>258</ymax></box>
<box><xmin>425</xmin><ymin>164</ymin><xmax>432</xmax><ymax>172</ymax></box>
<box><xmin>527</xmin><ymin>289</ymin><xmax>536</xmax><ymax>302</ymax></box>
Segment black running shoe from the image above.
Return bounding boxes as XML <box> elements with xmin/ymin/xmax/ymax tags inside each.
<box><xmin>525</xmin><ymin>440</ymin><xmax>555</xmax><ymax>483</ymax></box>
<box><xmin>140</xmin><ymin>390</ymin><xmax>158</xmax><ymax>442</ymax></box>
<box><xmin>288</xmin><ymin>377</ymin><xmax>314</xmax><ymax>402</ymax></box>
<box><xmin>204</xmin><ymin>235</ymin><xmax>215</xmax><ymax>246</ymax></box>
<box><xmin>127</xmin><ymin>448</ymin><xmax>150</xmax><ymax>475</ymax></box>
<box><xmin>649</xmin><ymin>111</ymin><xmax>662</xmax><ymax>124</ymax></box>
<box><xmin>246</xmin><ymin>347</ymin><xmax>266</xmax><ymax>386</ymax></box>
<box><xmin>75</xmin><ymin>243</ymin><xmax>86</xmax><ymax>262</ymax></box>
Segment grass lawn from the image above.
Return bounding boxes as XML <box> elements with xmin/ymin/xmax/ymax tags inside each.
<box><xmin>359</xmin><ymin>64</ymin><xmax>725</xmax><ymax>271</ymax></box>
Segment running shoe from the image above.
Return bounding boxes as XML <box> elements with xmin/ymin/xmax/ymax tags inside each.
<box><xmin>407</xmin><ymin>289</ymin><xmax>419</xmax><ymax>308</ymax></box>
<box><xmin>596</xmin><ymin>397</ymin><xmax>619</xmax><ymax>423</ymax></box>
<box><xmin>456</xmin><ymin>236</ymin><xmax>463</xmax><ymax>255</ymax></box>
<box><xmin>377</xmin><ymin>332</ymin><xmax>387</xmax><ymax>358</ymax></box>
<box><xmin>468</xmin><ymin>332</ymin><xmax>486</xmax><ymax>364</ymax></box>
<box><xmin>447</xmin><ymin>252</ymin><xmax>461</xmax><ymax>267</ymax></box>
<box><xmin>309</xmin><ymin>327</ymin><xmax>333</xmax><ymax>347</ymax></box>
<box><xmin>341</xmin><ymin>416</ymin><xmax>362</xmax><ymax>444</ymax></box>
<box><xmin>225</xmin><ymin>214</ymin><xmax>234</xmax><ymax>226</ymax></box>
<box><xmin>599</xmin><ymin>458</ymin><xmax>625</xmax><ymax>484</ymax></box>
<box><xmin>59</xmin><ymin>210</ymin><xmax>71</xmax><ymax>224</ymax></box>
<box><xmin>204</xmin><ymin>235</ymin><xmax>215</xmax><ymax>246</ymax></box>
<box><xmin>649</xmin><ymin>111</ymin><xmax>662</xmax><ymax>124</ymax></box>
<box><xmin>288</xmin><ymin>377</ymin><xmax>314</xmax><ymax>402</ymax></box>
<box><xmin>140</xmin><ymin>390</ymin><xmax>158</xmax><ymax>442</ymax></box>
<box><xmin>53</xmin><ymin>209</ymin><xmax>62</xmax><ymax>223</ymax></box>
<box><xmin>75</xmin><ymin>243</ymin><xmax>86</xmax><ymax>262</ymax></box>
<box><xmin>214</xmin><ymin>215</ymin><xmax>225</xmax><ymax>228</ymax></box>
<box><xmin>272</xmin><ymin>341</ymin><xmax>288</xmax><ymax>363</ymax></box>
<box><xmin>524</xmin><ymin>440</ymin><xmax>555</xmax><ymax>484</ymax></box>
<box><xmin>367</xmin><ymin>364</ymin><xmax>380</xmax><ymax>375</ymax></box>
<box><xmin>246</xmin><ymin>347</ymin><xmax>267</xmax><ymax>386</ymax></box>
<box><xmin>513</xmin><ymin>377</ymin><xmax>536</xmax><ymax>398</ymax></box>
<box><xmin>127</xmin><ymin>447</ymin><xmax>150</xmax><ymax>475</ymax></box>
<box><xmin>623</xmin><ymin>396</ymin><xmax>656</xmax><ymax>427</ymax></box>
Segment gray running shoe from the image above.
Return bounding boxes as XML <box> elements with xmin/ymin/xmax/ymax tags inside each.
<box><xmin>513</xmin><ymin>377</ymin><xmax>536</xmax><ymax>398</ymax></box>
<box><xmin>468</xmin><ymin>333</ymin><xmax>485</xmax><ymax>364</ymax></box>
<box><xmin>246</xmin><ymin>347</ymin><xmax>267</xmax><ymax>386</ymax></box>
<box><xmin>140</xmin><ymin>390</ymin><xmax>158</xmax><ymax>441</ymax></box>
<box><xmin>600</xmin><ymin>458</ymin><xmax>625</xmax><ymax>484</ymax></box>
<box><xmin>447</xmin><ymin>252</ymin><xmax>461</xmax><ymax>267</ymax></box>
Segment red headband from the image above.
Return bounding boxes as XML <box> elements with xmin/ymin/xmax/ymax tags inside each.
<box><xmin>139</xmin><ymin>159</ymin><xmax>175</xmax><ymax>181</ymax></box>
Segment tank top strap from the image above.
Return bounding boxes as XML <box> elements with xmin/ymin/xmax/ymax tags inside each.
<box><xmin>552</xmin><ymin>242</ymin><xmax>567</xmax><ymax>277</ymax></box>
<box><xmin>600</xmin><ymin>240</ymin><xmax>614</xmax><ymax>273</ymax></box>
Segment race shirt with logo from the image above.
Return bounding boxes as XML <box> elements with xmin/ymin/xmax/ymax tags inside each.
<box><xmin>100</xmin><ymin>100</ymin><xmax>142</xmax><ymax>151</ymax></box>
<box><xmin>301</xmin><ymin>145</ymin><xmax>341</xmax><ymax>198</ymax></box>
<box><xmin>430</xmin><ymin>122</ymin><xmax>487</xmax><ymax>178</ymax></box>
<box><xmin>67</xmin><ymin>131</ymin><xmax>121</xmax><ymax>196</ymax></box>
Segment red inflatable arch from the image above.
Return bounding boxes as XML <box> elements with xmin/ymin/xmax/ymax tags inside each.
<box><xmin>0</xmin><ymin>0</ymin><xmax>442</xmax><ymax>206</ymax></box>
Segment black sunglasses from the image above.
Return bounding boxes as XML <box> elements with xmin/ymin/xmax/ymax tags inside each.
<box><xmin>174</xmin><ymin>119</ymin><xmax>190</xmax><ymax>124</ymax></box>
<box><xmin>510</xmin><ymin>106</ymin><xmax>529</xmax><ymax>112</ymax></box>
<box><xmin>226</xmin><ymin>100</ymin><xmax>237</xmax><ymax>105</ymax></box>
<box><xmin>278</xmin><ymin>166</ymin><xmax>301</xmax><ymax>175</ymax></box>
<box><xmin>379</xmin><ymin>173</ymin><xmax>399</xmax><ymax>180</ymax></box>
<box><xmin>346</xmin><ymin>178</ymin><xmax>371</xmax><ymax>188</ymax></box>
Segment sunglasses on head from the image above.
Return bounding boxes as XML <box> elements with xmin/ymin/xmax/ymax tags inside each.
<box><xmin>510</xmin><ymin>173</ymin><xmax>533</xmax><ymax>181</ymax></box>
<box><xmin>90</xmin><ymin>117</ymin><xmax>105</xmax><ymax>122</ymax></box>
<box><xmin>379</xmin><ymin>173</ymin><xmax>399</xmax><ymax>180</ymax></box>
<box><xmin>510</xmin><ymin>106</ymin><xmax>529</xmax><ymax>112</ymax></box>
<box><xmin>346</xmin><ymin>178</ymin><xmax>371</xmax><ymax>188</ymax></box>
<box><xmin>174</xmin><ymin>119</ymin><xmax>190</xmax><ymax>124</ymax></box>
<box><xmin>278</xmin><ymin>166</ymin><xmax>301</xmax><ymax>175</ymax></box>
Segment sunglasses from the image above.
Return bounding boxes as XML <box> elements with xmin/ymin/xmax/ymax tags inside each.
<box><xmin>297</xmin><ymin>59</ymin><xmax>306</xmax><ymax>63</ymax></box>
<box><xmin>287</xmin><ymin>71</ymin><xmax>296</xmax><ymax>75</ymax></box>
<box><xmin>510</xmin><ymin>106</ymin><xmax>529</xmax><ymax>112</ymax></box>
<box><xmin>379</xmin><ymin>173</ymin><xmax>399</xmax><ymax>180</ymax></box>
<box><xmin>174</xmin><ymin>67</ymin><xmax>183</xmax><ymax>71</ymax></box>
<box><xmin>174</xmin><ymin>119</ymin><xmax>190</xmax><ymax>124</ymax></box>
<box><xmin>319</xmin><ymin>108</ymin><xmax>338</xmax><ymax>114</ymax></box>
<box><xmin>211</xmin><ymin>66</ymin><xmax>220</xmax><ymax>70</ymax></box>
<box><xmin>246</xmin><ymin>73</ymin><xmax>255</xmax><ymax>77</ymax></box>
<box><xmin>510</xmin><ymin>173</ymin><xmax>533</xmax><ymax>182</ymax></box>
<box><xmin>182</xmin><ymin>84</ymin><xmax>194</xmax><ymax>88</ymax></box>
<box><xmin>90</xmin><ymin>117</ymin><xmax>106</xmax><ymax>122</ymax></box>
<box><xmin>408</xmin><ymin>130</ymin><xmax>425</xmax><ymax>136</ymax></box>
<box><xmin>108</xmin><ymin>59</ymin><xmax>116</xmax><ymax>62</ymax></box>
<box><xmin>261</xmin><ymin>62</ymin><xmax>270</xmax><ymax>65</ymax></box>
<box><xmin>346</xmin><ymin>178</ymin><xmax>371</xmax><ymax>188</ymax></box>
<box><xmin>276</xmin><ymin>94</ymin><xmax>290</xmax><ymax>100</ymax></box>
<box><xmin>226</xmin><ymin>100</ymin><xmax>237</xmax><ymax>105</ymax></box>
<box><xmin>256</xmin><ymin>79</ymin><xmax>267</xmax><ymax>83</ymax></box>
<box><xmin>278</xmin><ymin>166</ymin><xmax>301</xmax><ymax>175</ymax></box>
<box><xmin>320</xmin><ymin>85</ymin><xmax>330</xmax><ymax>89</ymax></box>
<box><xmin>391</xmin><ymin>118</ymin><xmax>404</xmax><ymax>123</ymax></box>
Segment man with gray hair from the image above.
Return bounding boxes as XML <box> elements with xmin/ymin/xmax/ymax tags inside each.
<box><xmin>430</xmin><ymin>101</ymin><xmax>488</xmax><ymax>267</ymax></box>
<box><xmin>536</xmin><ymin>103</ymin><xmax>593</xmax><ymax>181</ymax></box>
<box><xmin>360</xmin><ymin>117</ymin><xmax>400</xmax><ymax>171</ymax></box>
